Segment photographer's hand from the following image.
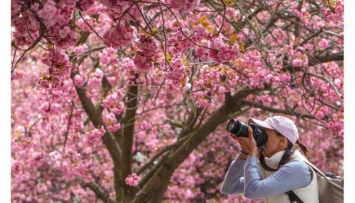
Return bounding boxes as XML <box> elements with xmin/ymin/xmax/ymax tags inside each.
<box><xmin>235</xmin><ymin>126</ymin><xmax>258</xmax><ymax>157</ymax></box>
<box><xmin>229</xmin><ymin>134</ymin><xmax>249</xmax><ymax>154</ymax></box>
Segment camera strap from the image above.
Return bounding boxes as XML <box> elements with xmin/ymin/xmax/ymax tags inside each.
<box><xmin>259</xmin><ymin>149</ymin><xmax>294</xmax><ymax>171</ymax></box>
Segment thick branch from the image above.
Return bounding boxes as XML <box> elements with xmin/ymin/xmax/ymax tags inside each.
<box><xmin>74</xmin><ymin>85</ymin><xmax>123</xmax><ymax>201</ymax></box>
<box><xmin>282</xmin><ymin>52</ymin><xmax>344</xmax><ymax>72</ymax></box>
<box><xmin>132</xmin><ymin>87</ymin><xmax>259</xmax><ymax>203</ymax></box>
<box><xmin>114</xmin><ymin>80</ymin><xmax>139</xmax><ymax>202</ymax></box>
<box><xmin>82</xmin><ymin>182</ymin><xmax>113</xmax><ymax>203</ymax></box>
<box><xmin>136</xmin><ymin>136</ymin><xmax>188</xmax><ymax>176</ymax></box>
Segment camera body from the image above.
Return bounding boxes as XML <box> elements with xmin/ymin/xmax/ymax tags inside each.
<box><xmin>226</xmin><ymin>119</ymin><xmax>268</xmax><ymax>147</ymax></box>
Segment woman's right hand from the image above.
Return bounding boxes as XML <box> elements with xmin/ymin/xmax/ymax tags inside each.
<box><xmin>229</xmin><ymin>126</ymin><xmax>258</xmax><ymax>156</ymax></box>
<box><xmin>229</xmin><ymin>134</ymin><xmax>249</xmax><ymax>154</ymax></box>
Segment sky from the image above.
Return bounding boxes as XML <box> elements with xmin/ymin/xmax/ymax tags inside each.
<box><xmin>1</xmin><ymin>0</ymin><xmax>354</xmax><ymax>202</ymax></box>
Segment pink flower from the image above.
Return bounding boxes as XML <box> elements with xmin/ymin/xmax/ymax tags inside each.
<box><xmin>166</xmin><ymin>58</ymin><xmax>185</xmax><ymax>84</ymax></box>
<box><xmin>12</xmin><ymin>161</ymin><xmax>21</xmax><ymax>174</ymax></box>
<box><xmin>87</xmin><ymin>127</ymin><xmax>105</xmax><ymax>143</ymax></box>
<box><xmin>125</xmin><ymin>173</ymin><xmax>140</xmax><ymax>186</ymax></box>
<box><xmin>319</xmin><ymin>38</ymin><xmax>329</xmax><ymax>49</ymax></box>
<box><xmin>315</xmin><ymin>111</ymin><xmax>324</xmax><ymax>119</ymax></box>
<box><xmin>102</xmin><ymin>93</ymin><xmax>118</xmax><ymax>108</ymax></box>
<box><xmin>292</xmin><ymin>59</ymin><xmax>303</xmax><ymax>67</ymax></box>
<box><xmin>136</xmin><ymin>35</ymin><xmax>159</xmax><ymax>57</ymax></box>
<box><xmin>103</xmin><ymin>112</ymin><xmax>116</xmax><ymax>124</ymax></box>
<box><xmin>133</xmin><ymin>52</ymin><xmax>154</xmax><ymax>71</ymax></box>
<box><xmin>77</xmin><ymin>0</ymin><xmax>95</xmax><ymax>11</ymax></box>
<box><xmin>209</xmin><ymin>37</ymin><xmax>239</xmax><ymax>63</ymax></box>
<box><xmin>73</xmin><ymin>74</ymin><xmax>86</xmax><ymax>86</ymax></box>
<box><xmin>103</xmin><ymin>24</ymin><xmax>136</xmax><ymax>48</ymax></box>
<box><xmin>165</xmin><ymin>0</ymin><xmax>200</xmax><ymax>12</ymax></box>
<box><xmin>107</xmin><ymin>123</ymin><xmax>121</xmax><ymax>132</ymax></box>
<box><xmin>111</xmin><ymin>102</ymin><xmax>125</xmax><ymax>115</ymax></box>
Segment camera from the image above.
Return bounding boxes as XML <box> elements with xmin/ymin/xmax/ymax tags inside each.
<box><xmin>226</xmin><ymin>119</ymin><xmax>268</xmax><ymax>147</ymax></box>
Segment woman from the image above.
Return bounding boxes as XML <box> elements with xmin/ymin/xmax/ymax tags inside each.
<box><xmin>221</xmin><ymin>116</ymin><xmax>318</xmax><ymax>203</ymax></box>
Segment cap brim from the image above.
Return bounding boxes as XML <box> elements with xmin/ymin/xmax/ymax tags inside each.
<box><xmin>248</xmin><ymin>118</ymin><xmax>273</xmax><ymax>129</ymax></box>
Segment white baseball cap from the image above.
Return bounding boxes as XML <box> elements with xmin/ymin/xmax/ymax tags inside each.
<box><xmin>248</xmin><ymin>116</ymin><xmax>299</xmax><ymax>145</ymax></box>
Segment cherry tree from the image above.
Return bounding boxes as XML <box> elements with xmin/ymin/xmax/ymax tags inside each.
<box><xmin>11</xmin><ymin>0</ymin><xmax>343</xmax><ymax>202</ymax></box>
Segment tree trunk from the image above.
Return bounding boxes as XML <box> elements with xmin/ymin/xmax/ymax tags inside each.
<box><xmin>132</xmin><ymin>88</ymin><xmax>258</xmax><ymax>202</ymax></box>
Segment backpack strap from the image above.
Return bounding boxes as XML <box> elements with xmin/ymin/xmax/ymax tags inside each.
<box><xmin>285</xmin><ymin>160</ymin><xmax>318</xmax><ymax>203</ymax></box>
<box><xmin>285</xmin><ymin>191</ymin><xmax>304</xmax><ymax>203</ymax></box>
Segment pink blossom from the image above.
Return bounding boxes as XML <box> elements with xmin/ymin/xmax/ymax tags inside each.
<box><xmin>94</xmin><ymin>68</ymin><xmax>104</xmax><ymax>79</ymax></box>
<box><xmin>87</xmin><ymin>77</ymin><xmax>101</xmax><ymax>88</ymax></box>
<box><xmin>315</xmin><ymin>111</ymin><xmax>324</xmax><ymax>119</ymax></box>
<box><xmin>209</xmin><ymin>37</ymin><xmax>239</xmax><ymax>63</ymax></box>
<box><xmin>183</xmin><ymin>83</ymin><xmax>192</xmax><ymax>91</ymax></box>
<box><xmin>111</xmin><ymin>102</ymin><xmax>125</xmax><ymax>115</ymax></box>
<box><xmin>166</xmin><ymin>58</ymin><xmax>185</xmax><ymax>84</ymax></box>
<box><xmin>272</xmin><ymin>28</ymin><xmax>286</xmax><ymax>43</ymax></box>
<box><xmin>292</xmin><ymin>58</ymin><xmax>303</xmax><ymax>67</ymax></box>
<box><xmin>12</xmin><ymin>161</ymin><xmax>21</xmax><ymax>174</ymax></box>
<box><xmin>59</xmin><ymin>26</ymin><xmax>71</xmax><ymax>39</ymax></box>
<box><xmin>73</xmin><ymin>74</ymin><xmax>86</xmax><ymax>86</ymax></box>
<box><xmin>77</xmin><ymin>0</ymin><xmax>95</xmax><ymax>11</ymax></box>
<box><xmin>165</xmin><ymin>0</ymin><xmax>200</xmax><ymax>12</ymax></box>
<box><xmin>107</xmin><ymin>123</ymin><xmax>121</xmax><ymax>132</ymax></box>
<box><xmin>133</xmin><ymin>52</ymin><xmax>154</xmax><ymax>71</ymax></box>
<box><xmin>136</xmin><ymin>35</ymin><xmax>159</xmax><ymax>57</ymax></box>
<box><xmin>86</xmin><ymin>127</ymin><xmax>105</xmax><ymax>144</ymax></box>
<box><xmin>102</xmin><ymin>92</ymin><xmax>118</xmax><ymax>108</ymax></box>
<box><xmin>125</xmin><ymin>173</ymin><xmax>140</xmax><ymax>186</ymax></box>
<box><xmin>319</xmin><ymin>38</ymin><xmax>329</xmax><ymax>49</ymax></box>
<box><xmin>334</xmin><ymin>78</ymin><xmax>342</xmax><ymax>88</ymax></box>
<box><xmin>103</xmin><ymin>24</ymin><xmax>136</xmax><ymax>48</ymax></box>
<box><xmin>195</xmin><ymin>40</ymin><xmax>210</xmax><ymax>61</ymax></box>
<box><xmin>103</xmin><ymin>112</ymin><xmax>116</xmax><ymax>124</ymax></box>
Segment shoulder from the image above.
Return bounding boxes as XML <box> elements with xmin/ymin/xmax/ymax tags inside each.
<box><xmin>282</xmin><ymin>159</ymin><xmax>312</xmax><ymax>177</ymax></box>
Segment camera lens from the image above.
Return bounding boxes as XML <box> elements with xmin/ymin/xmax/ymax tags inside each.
<box><xmin>226</xmin><ymin>119</ymin><xmax>236</xmax><ymax>132</ymax></box>
<box><xmin>225</xmin><ymin>119</ymin><xmax>268</xmax><ymax>147</ymax></box>
<box><xmin>225</xmin><ymin>119</ymin><xmax>248</xmax><ymax>137</ymax></box>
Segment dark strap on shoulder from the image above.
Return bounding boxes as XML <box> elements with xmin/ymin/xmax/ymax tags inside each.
<box><xmin>259</xmin><ymin>149</ymin><xmax>293</xmax><ymax>171</ymax></box>
<box><xmin>259</xmin><ymin>149</ymin><xmax>304</xmax><ymax>203</ymax></box>
<box><xmin>285</xmin><ymin>190</ymin><xmax>304</xmax><ymax>203</ymax></box>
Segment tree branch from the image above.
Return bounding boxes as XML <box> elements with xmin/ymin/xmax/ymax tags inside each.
<box><xmin>82</xmin><ymin>182</ymin><xmax>113</xmax><ymax>203</ymax></box>
<box><xmin>282</xmin><ymin>52</ymin><xmax>344</xmax><ymax>72</ymax></box>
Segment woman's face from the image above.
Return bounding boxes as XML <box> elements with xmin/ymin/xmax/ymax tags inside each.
<box><xmin>262</xmin><ymin>128</ymin><xmax>286</xmax><ymax>158</ymax></box>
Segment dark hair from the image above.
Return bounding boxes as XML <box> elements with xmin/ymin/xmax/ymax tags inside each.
<box><xmin>275</xmin><ymin>131</ymin><xmax>310</xmax><ymax>158</ymax></box>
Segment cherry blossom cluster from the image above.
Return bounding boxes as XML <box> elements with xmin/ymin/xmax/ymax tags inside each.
<box><xmin>132</xmin><ymin>34</ymin><xmax>160</xmax><ymax>71</ymax></box>
<box><xmin>165</xmin><ymin>0</ymin><xmax>201</xmax><ymax>12</ymax></box>
<box><xmin>133</xmin><ymin>51</ymin><xmax>155</xmax><ymax>71</ymax></box>
<box><xmin>85</xmin><ymin>126</ymin><xmax>105</xmax><ymax>144</ymax></box>
<box><xmin>166</xmin><ymin>58</ymin><xmax>186</xmax><ymax>84</ymax></box>
<box><xmin>103</xmin><ymin>23</ymin><xmax>137</xmax><ymax>49</ymax></box>
<box><xmin>168</xmin><ymin>28</ymin><xmax>193</xmax><ymax>55</ymax></box>
<box><xmin>101</xmin><ymin>0</ymin><xmax>142</xmax><ymax>21</ymax></box>
<box><xmin>103</xmin><ymin>111</ymin><xmax>121</xmax><ymax>132</ymax></box>
<box><xmin>98</xmin><ymin>47</ymin><xmax>119</xmax><ymax>67</ymax></box>
<box><xmin>209</xmin><ymin>37</ymin><xmax>239</xmax><ymax>63</ymax></box>
<box><xmin>125</xmin><ymin>173</ymin><xmax>140</xmax><ymax>187</ymax></box>
<box><xmin>77</xmin><ymin>0</ymin><xmax>96</xmax><ymax>11</ymax></box>
<box><xmin>31</xmin><ymin>0</ymin><xmax>81</xmax><ymax>48</ymax></box>
<box><xmin>38</xmin><ymin>49</ymin><xmax>71</xmax><ymax>88</ymax></box>
<box><xmin>136</xmin><ymin>34</ymin><xmax>160</xmax><ymax>55</ymax></box>
<box><xmin>321</xmin><ymin>1</ymin><xmax>344</xmax><ymax>21</ymax></box>
<box><xmin>11</xmin><ymin>0</ymin><xmax>40</xmax><ymax>47</ymax></box>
